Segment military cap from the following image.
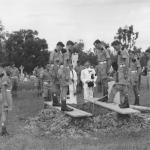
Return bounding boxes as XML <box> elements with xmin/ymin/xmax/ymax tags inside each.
<box><xmin>93</xmin><ymin>39</ymin><xmax>101</xmax><ymax>45</ymax></box>
<box><xmin>57</xmin><ymin>42</ymin><xmax>65</xmax><ymax>47</ymax></box>
<box><xmin>66</xmin><ymin>40</ymin><xmax>74</xmax><ymax>46</ymax></box>
<box><xmin>111</xmin><ymin>40</ymin><xmax>121</xmax><ymax>46</ymax></box>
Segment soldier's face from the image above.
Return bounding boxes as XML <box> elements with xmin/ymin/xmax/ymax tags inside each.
<box><xmin>66</xmin><ymin>44</ymin><xmax>73</xmax><ymax>50</ymax></box>
<box><xmin>56</xmin><ymin>45</ymin><xmax>63</xmax><ymax>51</ymax></box>
<box><xmin>113</xmin><ymin>44</ymin><xmax>121</xmax><ymax>51</ymax></box>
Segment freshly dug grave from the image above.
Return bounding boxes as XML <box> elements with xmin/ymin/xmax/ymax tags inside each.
<box><xmin>25</xmin><ymin>103</ymin><xmax>150</xmax><ymax>138</ymax></box>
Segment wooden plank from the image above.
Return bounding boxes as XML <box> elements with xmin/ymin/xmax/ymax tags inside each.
<box><xmin>130</xmin><ymin>105</ymin><xmax>150</xmax><ymax>112</ymax></box>
<box><xmin>86</xmin><ymin>98</ymin><xmax>140</xmax><ymax>114</ymax></box>
<box><xmin>44</xmin><ymin>102</ymin><xmax>92</xmax><ymax>118</ymax></box>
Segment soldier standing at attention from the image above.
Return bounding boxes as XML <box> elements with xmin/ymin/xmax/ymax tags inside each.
<box><xmin>108</xmin><ymin>40</ymin><xmax>130</xmax><ymax>108</ymax></box>
<box><xmin>94</xmin><ymin>40</ymin><xmax>111</xmax><ymax>99</ymax></box>
<box><xmin>129</xmin><ymin>51</ymin><xmax>141</xmax><ymax>105</ymax></box>
<box><xmin>58</xmin><ymin>60</ymin><xmax>73</xmax><ymax>111</ymax></box>
<box><xmin>75</xmin><ymin>61</ymin><xmax>82</xmax><ymax>94</ymax></box>
<box><xmin>49</xmin><ymin>42</ymin><xmax>64</xmax><ymax>65</ymax></box>
<box><xmin>51</xmin><ymin>60</ymin><xmax>61</xmax><ymax>106</ymax></box>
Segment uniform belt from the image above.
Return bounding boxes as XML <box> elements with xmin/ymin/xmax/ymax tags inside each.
<box><xmin>99</xmin><ymin>61</ymin><xmax>107</xmax><ymax>64</ymax></box>
<box><xmin>131</xmin><ymin>70</ymin><xmax>137</xmax><ymax>73</ymax></box>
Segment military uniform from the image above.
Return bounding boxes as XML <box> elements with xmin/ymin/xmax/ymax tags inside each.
<box><xmin>74</xmin><ymin>64</ymin><xmax>82</xmax><ymax>93</ymax></box>
<box><xmin>95</xmin><ymin>48</ymin><xmax>110</xmax><ymax>96</ymax></box>
<box><xmin>49</xmin><ymin>49</ymin><xmax>63</xmax><ymax>65</ymax></box>
<box><xmin>108</xmin><ymin>49</ymin><xmax>130</xmax><ymax>108</ymax></box>
<box><xmin>81</xmin><ymin>66</ymin><xmax>97</xmax><ymax>101</ymax></box>
<box><xmin>58</xmin><ymin>65</ymin><xmax>73</xmax><ymax>111</ymax></box>
<box><xmin>129</xmin><ymin>54</ymin><xmax>141</xmax><ymax>105</ymax></box>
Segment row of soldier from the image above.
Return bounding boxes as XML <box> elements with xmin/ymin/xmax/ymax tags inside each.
<box><xmin>35</xmin><ymin>39</ymin><xmax>144</xmax><ymax>112</ymax></box>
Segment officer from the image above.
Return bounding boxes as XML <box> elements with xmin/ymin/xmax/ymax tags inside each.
<box><xmin>129</xmin><ymin>51</ymin><xmax>141</xmax><ymax>105</ymax></box>
<box><xmin>81</xmin><ymin>61</ymin><xmax>97</xmax><ymax>101</ymax></box>
<box><xmin>49</xmin><ymin>42</ymin><xmax>64</xmax><ymax>65</ymax></box>
<box><xmin>108</xmin><ymin>40</ymin><xmax>130</xmax><ymax>108</ymax></box>
<box><xmin>58</xmin><ymin>60</ymin><xmax>73</xmax><ymax>111</ymax></box>
<box><xmin>94</xmin><ymin>40</ymin><xmax>111</xmax><ymax>99</ymax></box>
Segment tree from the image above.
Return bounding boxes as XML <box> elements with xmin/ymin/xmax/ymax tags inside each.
<box><xmin>5</xmin><ymin>29</ymin><xmax>49</xmax><ymax>73</ymax></box>
<box><xmin>0</xmin><ymin>21</ymin><xmax>7</xmax><ymax>63</ymax></box>
<box><xmin>115</xmin><ymin>25</ymin><xmax>139</xmax><ymax>50</ymax></box>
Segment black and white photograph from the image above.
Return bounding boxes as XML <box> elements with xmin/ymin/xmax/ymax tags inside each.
<box><xmin>0</xmin><ymin>0</ymin><xmax>150</xmax><ymax>149</ymax></box>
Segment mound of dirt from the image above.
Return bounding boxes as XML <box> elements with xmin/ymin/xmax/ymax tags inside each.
<box><xmin>25</xmin><ymin>104</ymin><xmax>150</xmax><ymax>138</ymax></box>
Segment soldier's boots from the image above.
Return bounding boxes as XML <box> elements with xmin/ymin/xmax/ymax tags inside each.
<box><xmin>119</xmin><ymin>95</ymin><xmax>129</xmax><ymax>108</ymax></box>
<box><xmin>61</xmin><ymin>100</ymin><xmax>73</xmax><ymax>111</ymax></box>
<box><xmin>0</xmin><ymin>126</ymin><xmax>9</xmax><ymax>136</ymax></box>
<box><xmin>134</xmin><ymin>95</ymin><xmax>140</xmax><ymax>106</ymax></box>
<box><xmin>98</xmin><ymin>95</ymin><xmax>108</xmax><ymax>102</ymax></box>
<box><xmin>52</xmin><ymin>93</ymin><xmax>61</xmax><ymax>107</ymax></box>
<box><xmin>98</xmin><ymin>88</ymin><xmax>108</xmax><ymax>102</ymax></box>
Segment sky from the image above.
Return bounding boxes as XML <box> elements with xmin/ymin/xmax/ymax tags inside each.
<box><xmin>0</xmin><ymin>0</ymin><xmax>150</xmax><ymax>51</ymax></box>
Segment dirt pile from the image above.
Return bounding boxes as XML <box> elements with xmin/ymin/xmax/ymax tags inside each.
<box><xmin>25</xmin><ymin>104</ymin><xmax>150</xmax><ymax>137</ymax></box>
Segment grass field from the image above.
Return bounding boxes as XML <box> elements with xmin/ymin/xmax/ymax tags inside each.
<box><xmin>0</xmin><ymin>76</ymin><xmax>150</xmax><ymax>150</ymax></box>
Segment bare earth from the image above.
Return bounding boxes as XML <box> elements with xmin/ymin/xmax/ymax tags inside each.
<box><xmin>0</xmin><ymin>76</ymin><xmax>150</xmax><ymax>150</ymax></box>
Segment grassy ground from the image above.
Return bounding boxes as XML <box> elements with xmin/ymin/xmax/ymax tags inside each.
<box><xmin>0</xmin><ymin>77</ymin><xmax>150</xmax><ymax>150</ymax></box>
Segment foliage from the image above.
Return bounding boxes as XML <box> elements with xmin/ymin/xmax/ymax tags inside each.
<box><xmin>5</xmin><ymin>29</ymin><xmax>49</xmax><ymax>73</ymax></box>
<box><xmin>115</xmin><ymin>25</ymin><xmax>139</xmax><ymax>50</ymax></box>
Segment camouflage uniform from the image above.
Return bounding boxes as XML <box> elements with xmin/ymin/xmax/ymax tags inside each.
<box><xmin>95</xmin><ymin>48</ymin><xmax>110</xmax><ymax>96</ymax></box>
<box><xmin>129</xmin><ymin>54</ymin><xmax>141</xmax><ymax>105</ymax></box>
<box><xmin>108</xmin><ymin>49</ymin><xmax>130</xmax><ymax>107</ymax></box>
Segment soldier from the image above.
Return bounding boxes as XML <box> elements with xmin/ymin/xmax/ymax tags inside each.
<box><xmin>58</xmin><ymin>60</ymin><xmax>73</xmax><ymax>111</ymax></box>
<box><xmin>94</xmin><ymin>40</ymin><xmax>111</xmax><ymax>99</ymax></box>
<box><xmin>49</xmin><ymin>42</ymin><xmax>64</xmax><ymax>65</ymax></box>
<box><xmin>81</xmin><ymin>61</ymin><xmax>97</xmax><ymax>101</ymax></box>
<box><xmin>74</xmin><ymin>61</ymin><xmax>82</xmax><ymax>94</ymax></box>
<box><xmin>129</xmin><ymin>51</ymin><xmax>141</xmax><ymax>105</ymax></box>
<box><xmin>0</xmin><ymin>68</ymin><xmax>12</xmax><ymax>136</ymax></box>
<box><xmin>51</xmin><ymin>60</ymin><xmax>61</xmax><ymax>106</ymax></box>
<box><xmin>146</xmin><ymin>49</ymin><xmax>150</xmax><ymax>89</ymax></box>
<box><xmin>108</xmin><ymin>40</ymin><xmax>130</xmax><ymax>108</ymax></box>
<box><xmin>64</xmin><ymin>40</ymin><xmax>74</xmax><ymax>63</ymax></box>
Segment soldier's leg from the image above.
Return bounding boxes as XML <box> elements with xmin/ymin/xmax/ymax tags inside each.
<box><xmin>119</xmin><ymin>85</ymin><xmax>129</xmax><ymax>108</ymax></box>
<box><xmin>133</xmin><ymin>84</ymin><xmax>140</xmax><ymax>105</ymax></box>
<box><xmin>61</xmin><ymin>86</ymin><xmax>73</xmax><ymax>111</ymax></box>
<box><xmin>83</xmin><ymin>83</ymin><xmax>88</xmax><ymax>100</ymax></box>
<box><xmin>107</xmin><ymin>84</ymin><xmax>118</xmax><ymax>103</ymax></box>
